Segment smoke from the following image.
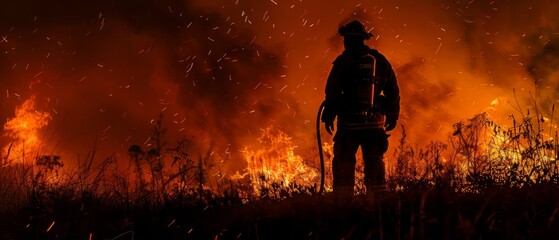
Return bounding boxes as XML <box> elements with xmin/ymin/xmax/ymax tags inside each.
<box><xmin>0</xmin><ymin>0</ymin><xmax>294</xmax><ymax>170</ymax></box>
<box><xmin>344</xmin><ymin>0</ymin><xmax>559</xmax><ymax>143</ymax></box>
<box><xmin>1</xmin><ymin>0</ymin><xmax>559</xmax><ymax>173</ymax></box>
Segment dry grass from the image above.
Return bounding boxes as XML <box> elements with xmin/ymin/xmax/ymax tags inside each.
<box><xmin>1</xmin><ymin>109</ymin><xmax>558</xmax><ymax>239</ymax></box>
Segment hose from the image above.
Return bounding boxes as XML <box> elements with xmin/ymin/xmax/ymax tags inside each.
<box><xmin>316</xmin><ymin>100</ymin><xmax>327</xmax><ymax>194</ymax></box>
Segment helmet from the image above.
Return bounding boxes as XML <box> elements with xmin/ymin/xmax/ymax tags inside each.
<box><xmin>338</xmin><ymin>20</ymin><xmax>373</xmax><ymax>40</ymax></box>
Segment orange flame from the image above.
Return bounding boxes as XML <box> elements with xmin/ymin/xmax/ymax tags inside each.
<box><xmin>3</xmin><ymin>96</ymin><xmax>52</xmax><ymax>164</ymax></box>
<box><xmin>232</xmin><ymin>126</ymin><xmax>320</xmax><ymax>197</ymax></box>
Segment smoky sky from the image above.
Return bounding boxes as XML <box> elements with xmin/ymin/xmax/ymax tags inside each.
<box><xmin>2</xmin><ymin>0</ymin><xmax>559</xmax><ymax>173</ymax></box>
<box><xmin>527</xmin><ymin>33</ymin><xmax>559</xmax><ymax>115</ymax></box>
<box><xmin>0</xmin><ymin>0</ymin><xmax>294</xmax><ymax>166</ymax></box>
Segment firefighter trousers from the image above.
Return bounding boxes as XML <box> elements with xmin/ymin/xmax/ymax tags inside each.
<box><xmin>332</xmin><ymin>128</ymin><xmax>389</xmax><ymax>195</ymax></box>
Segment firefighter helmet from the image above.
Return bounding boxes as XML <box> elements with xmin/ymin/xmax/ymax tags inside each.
<box><xmin>338</xmin><ymin>20</ymin><xmax>373</xmax><ymax>40</ymax></box>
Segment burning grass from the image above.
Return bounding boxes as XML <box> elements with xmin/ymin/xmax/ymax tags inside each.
<box><xmin>390</xmin><ymin>109</ymin><xmax>559</xmax><ymax>193</ymax></box>
<box><xmin>1</xmin><ymin>108</ymin><xmax>559</xmax><ymax>239</ymax></box>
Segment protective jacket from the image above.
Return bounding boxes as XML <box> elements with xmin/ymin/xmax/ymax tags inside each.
<box><xmin>322</xmin><ymin>45</ymin><xmax>400</xmax><ymax>129</ymax></box>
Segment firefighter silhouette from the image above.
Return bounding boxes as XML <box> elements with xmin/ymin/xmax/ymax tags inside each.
<box><xmin>322</xmin><ymin>20</ymin><xmax>400</xmax><ymax>196</ymax></box>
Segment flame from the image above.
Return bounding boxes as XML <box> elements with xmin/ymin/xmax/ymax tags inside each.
<box><xmin>3</xmin><ymin>96</ymin><xmax>52</xmax><ymax>164</ymax></box>
<box><xmin>232</xmin><ymin>126</ymin><xmax>320</xmax><ymax>197</ymax></box>
<box><xmin>448</xmin><ymin>111</ymin><xmax>558</xmax><ymax>186</ymax></box>
<box><xmin>482</xmin><ymin>114</ymin><xmax>558</xmax><ymax>183</ymax></box>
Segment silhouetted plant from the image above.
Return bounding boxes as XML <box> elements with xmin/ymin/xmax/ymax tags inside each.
<box><xmin>128</xmin><ymin>144</ymin><xmax>147</xmax><ymax>194</ymax></box>
<box><xmin>165</xmin><ymin>136</ymin><xmax>196</xmax><ymax>203</ymax></box>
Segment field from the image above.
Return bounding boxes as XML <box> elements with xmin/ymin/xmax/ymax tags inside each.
<box><xmin>1</xmin><ymin>181</ymin><xmax>559</xmax><ymax>239</ymax></box>
<box><xmin>2</xmin><ymin>110</ymin><xmax>559</xmax><ymax>239</ymax></box>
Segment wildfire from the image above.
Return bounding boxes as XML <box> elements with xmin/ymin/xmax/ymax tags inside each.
<box><xmin>3</xmin><ymin>96</ymin><xmax>52</xmax><ymax>164</ymax></box>
<box><xmin>484</xmin><ymin>113</ymin><xmax>558</xmax><ymax>182</ymax></box>
<box><xmin>447</xmin><ymin>110</ymin><xmax>559</xmax><ymax>187</ymax></box>
<box><xmin>232</xmin><ymin>126</ymin><xmax>320</xmax><ymax>197</ymax></box>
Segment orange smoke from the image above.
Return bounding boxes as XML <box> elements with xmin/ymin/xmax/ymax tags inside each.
<box><xmin>3</xmin><ymin>96</ymin><xmax>52</xmax><ymax>164</ymax></box>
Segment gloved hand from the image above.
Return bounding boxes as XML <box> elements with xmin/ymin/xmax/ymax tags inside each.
<box><xmin>325</xmin><ymin>121</ymin><xmax>335</xmax><ymax>135</ymax></box>
<box><xmin>384</xmin><ymin>118</ymin><xmax>397</xmax><ymax>131</ymax></box>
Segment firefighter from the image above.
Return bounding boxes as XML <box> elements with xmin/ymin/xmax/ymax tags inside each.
<box><xmin>322</xmin><ymin>20</ymin><xmax>400</xmax><ymax>196</ymax></box>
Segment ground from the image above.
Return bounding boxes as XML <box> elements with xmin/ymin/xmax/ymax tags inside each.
<box><xmin>2</xmin><ymin>185</ymin><xmax>559</xmax><ymax>239</ymax></box>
